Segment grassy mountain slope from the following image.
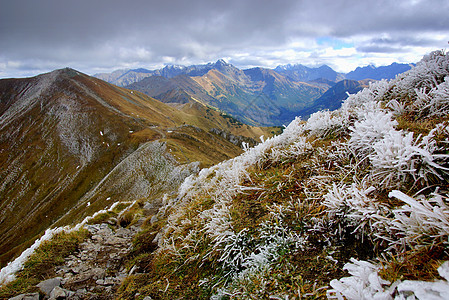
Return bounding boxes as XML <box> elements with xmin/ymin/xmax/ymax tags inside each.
<box><xmin>117</xmin><ymin>50</ymin><xmax>449</xmax><ymax>299</ymax></box>
<box><xmin>0</xmin><ymin>68</ymin><xmax>273</xmax><ymax>268</ymax></box>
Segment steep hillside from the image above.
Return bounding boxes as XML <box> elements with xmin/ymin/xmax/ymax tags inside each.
<box><xmin>115</xmin><ymin>50</ymin><xmax>449</xmax><ymax>299</ymax></box>
<box><xmin>0</xmin><ymin>68</ymin><xmax>272</xmax><ymax>268</ymax></box>
<box><xmin>299</xmin><ymin>79</ymin><xmax>371</xmax><ymax>117</ymax></box>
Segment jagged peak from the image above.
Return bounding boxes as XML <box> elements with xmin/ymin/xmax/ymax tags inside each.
<box><xmin>215</xmin><ymin>59</ymin><xmax>229</xmax><ymax>66</ymax></box>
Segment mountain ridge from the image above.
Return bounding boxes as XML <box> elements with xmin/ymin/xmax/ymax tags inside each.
<box><xmin>0</xmin><ymin>68</ymin><xmax>276</xmax><ymax>268</ymax></box>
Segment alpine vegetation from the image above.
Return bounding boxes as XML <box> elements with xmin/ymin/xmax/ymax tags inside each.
<box><xmin>115</xmin><ymin>50</ymin><xmax>449</xmax><ymax>299</ymax></box>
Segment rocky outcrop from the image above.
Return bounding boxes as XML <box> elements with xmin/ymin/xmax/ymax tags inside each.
<box><xmin>10</xmin><ymin>219</ymin><xmax>144</xmax><ymax>299</ymax></box>
<box><xmin>55</xmin><ymin>222</ymin><xmax>139</xmax><ymax>299</ymax></box>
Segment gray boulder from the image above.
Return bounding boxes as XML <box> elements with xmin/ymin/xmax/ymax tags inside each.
<box><xmin>8</xmin><ymin>293</ymin><xmax>39</xmax><ymax>300</ymax></box>
<box><xmin>36</xmin><ymin>277</ymin><xmax>62</xmax><ymax>295</ymax></box>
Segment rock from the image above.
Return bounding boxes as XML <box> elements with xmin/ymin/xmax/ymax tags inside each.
<box><xmin>150</xmin><ymin>215</ymin><xmax>158</xmax><ymax>224</ymax></box>
<box><xmin>104</xmin><ymin>236</ymin><xmax>127</xmax><ymax>246</ymax></box>
<box><xmin>143</xmin><ymin>202</ymin><xmax>154</xmax><ymax>211</ymax></box>
<box><xmin>115</xmin><ymin>228</ymin><xmax>131</xmax><ymax>238</ymax></box>
<box><xmin>49</xmin><ymin>286</ymin><xmax>76</xmax><ymax>299</ymax></box>
<box><xmin>55</xmin><ymin>265</ymin><xmax>71</xmax><ymax>275</ymax></box>
<box><xmin>8</xmin><ymin>293</ymin><xmax>40</xmax><ymax>300</ymax></box>
<box><xmin>49</xmin><ymin>286</ymin><xmax>66</xmax><ymax>299</ymax></box>
<box><xmin>91</xmin><ymin>234</ymin><xmax>104</xmax><ymax>242</ymax></box>
<box><xmin>116</xmin><ymin>273</ymin><xmax>127</xmax><ymax>283</ymax></box>
<box><xmin>75</xmin><ymin>288</ymin><xmax>87</xmax><ymax>294</ymax></box>
<box><xmin>37</xmin><ymin>277</ymin><xmax>62</xmax><ymax>295</ymax></box>
<box><xmin>85</xmin><ymin>224</ymin><xmax>101</xmax><ymax>233</ymax></box>
<box><xmin>103</xmin><ymin>277</ymin><xmax>115</xmax><ymax>285</ymax></box>
<box><xmin>143</xmin><ymin>296</ymin><xmax>153</xmax><ymax>300</ymax></box>
<box><xmin>128</xmin><ymin>265</ymin><xmax>137</xmax><ymax>275</ymax></box>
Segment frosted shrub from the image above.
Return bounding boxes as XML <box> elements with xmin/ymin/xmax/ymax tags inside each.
<box><xmin>210</xmin><ymin>220</ymin><xmax>306</xmax><ymax>297</ymax></box>
<box><xmin>306</xmin><ymin>110</ymin><xmax>348</xmax><ymax>138</ymax></box>
<box><xmin>328</xmin><ymin>258</ymin><xmax>394</xmax><ymax>300</ymax></box>
<box><xmin>348</xmin><ymin>110</ymin><xmax>398</xmax><ymax>156</ymax></box>
<box><xmin>202</xmin><ymin>201</ymin><xmax>234</xmax><ymax>245</ymax></box>
<box><xmin>269</xmin><ymin>136</ymin><xmax>311</xmax><ymax>162</ymax></box>
<box><xmin>406</xmin><ymin>51</ymin><xmax>448</xmax><ymax>89</ymax></box>
<box><xmin>323</xmin><ymin>183</ymin><xmax>389</xmax><ymax>240</ymax></box>
<box><xmin>329</xmin><ymin>259</ymin><xmax>449</xmax><ymax>300</ymax></box>
<box><xmin>216</xmin><ymin>229</ymin><xmax>252</xmax><ymax>278</ymax></box>
<box><xmin>388</xmin><ymin>50</ymin><xmax>449</xmax><ymax>113</ymax></box>
<box><xmin>395</xmin><ymin>261</ymin><xmax>449</xmax><ymax>299</ymax></box>
<box><xmin>368</xmin><ymin>127</ymin><xmax>448</xmax><ymax>188</ymax></box>
<box><xmin>414</xmin><ymin>77</ymin><xmax>449</xmax><ymax>118</ymax></box>
<box><xmin>341</xmin><ymin>80</ymin><xmax>389</xmax><ymax>119</ymax></box>
<box><xmin>383</xmin><ymin>190</ymin><xmax>449</xmax><ymax>250</ymax></box>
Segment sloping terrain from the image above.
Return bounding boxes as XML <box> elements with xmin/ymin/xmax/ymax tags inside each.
<box><xmin>299</xmin><ymin>79</ymin><xmax>371</xmax><ymax>117</ymax></box>
<box><xmin>0</xmin><ymin>68</ymin><xmax>273</xmax><ymax>268</ymax></box>
<box><xmin>113</xmin><ymin>50</ymin><xmax>449</xmax><ymax>299</ymax></box>
<box><xmin>0</xmin><ymin>55</ymin><xmax>429</xmax><ymax>299</ymax></box>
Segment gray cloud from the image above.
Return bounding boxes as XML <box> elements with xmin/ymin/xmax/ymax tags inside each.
<box><xmin>0</xmin><ymin>0</ymin><xmax>448</xmax><ymax>77</ymax></box>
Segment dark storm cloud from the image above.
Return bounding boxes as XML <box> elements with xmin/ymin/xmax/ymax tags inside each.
<box><xmin>0</xmin><ymin>0</ymin><xmax>447</xmax><ymax>77</ymax></box>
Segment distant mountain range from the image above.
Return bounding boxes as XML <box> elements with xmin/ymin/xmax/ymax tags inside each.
<box><xmin>95</xmin><ymin>60</ymin><xmax>412</xmax><ymax>88</ymax></box>
<box><xmin>126</xmin><ymin>62</ymin><xmax>328</xmax><ymax>126</ymax></box>
<box><xmin>298</xmin><ymin>79</ymin><xmax>372</xmax><ymax>116</ymax></box>
<box><xmin>274</xmin><ymin>63</ymin><xmax>345</xmax><ymax>82</ymax></box>
<box><xmin>346</xmin><ymin>62</ymin><xmax>415</xmax><ymax>80</ymax></box>
<box><xmin>95</xmin><ymin>60</ymin><xmax>413</xmax><ymax>126</ymax></box>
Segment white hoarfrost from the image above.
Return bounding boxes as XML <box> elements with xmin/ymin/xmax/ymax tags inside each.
<box><xmin>328</xmin><ymin>260</ymin><xmax>449</xmax><ymax>300</ymax></box>
<box><xmin>154</xmin><ymin>51</ymin><xmax>449</xmax><ymax>298</ymax></box>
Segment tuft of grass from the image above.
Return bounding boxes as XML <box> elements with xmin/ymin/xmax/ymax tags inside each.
<box><xmin>379</xmin><ymin>244</ymin><xmax>448</xmax><ymax>283</ymax></box>
<box><xmin>86</xmin><ymin>211</ymin><xmax>118</xmax><ymax>225</ymax></box>
<box><xmin>0</xmin><ymin>228</ymin><xmax>89</xmax><ymax>298</ymax></box>
<box><xmin>118</xmin><ymin>200</ymin><xmax>145</xmax><ymax>227</ymax></box>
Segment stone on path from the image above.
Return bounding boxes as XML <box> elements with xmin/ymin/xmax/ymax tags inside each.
<box><xmin>36</xmin><ymin>277</ymin><xmax>62</xmax><ymax>296</ymax></box>
<box><xmin>8</xmin><ymin>293</ymin><xmax>40</xmax><ymax>300</ymax></box>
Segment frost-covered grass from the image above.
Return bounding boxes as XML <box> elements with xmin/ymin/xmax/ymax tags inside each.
<box><xmin>117</xmin><ymin>50</ymin><xmax>449</xmax><ymax>299</ymax></box>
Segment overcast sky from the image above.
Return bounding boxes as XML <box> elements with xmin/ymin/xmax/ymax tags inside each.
<box><xmin>0</xmin><ymin>0</ymin><xmax>447</xmax><ymax>78</ymax></box>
